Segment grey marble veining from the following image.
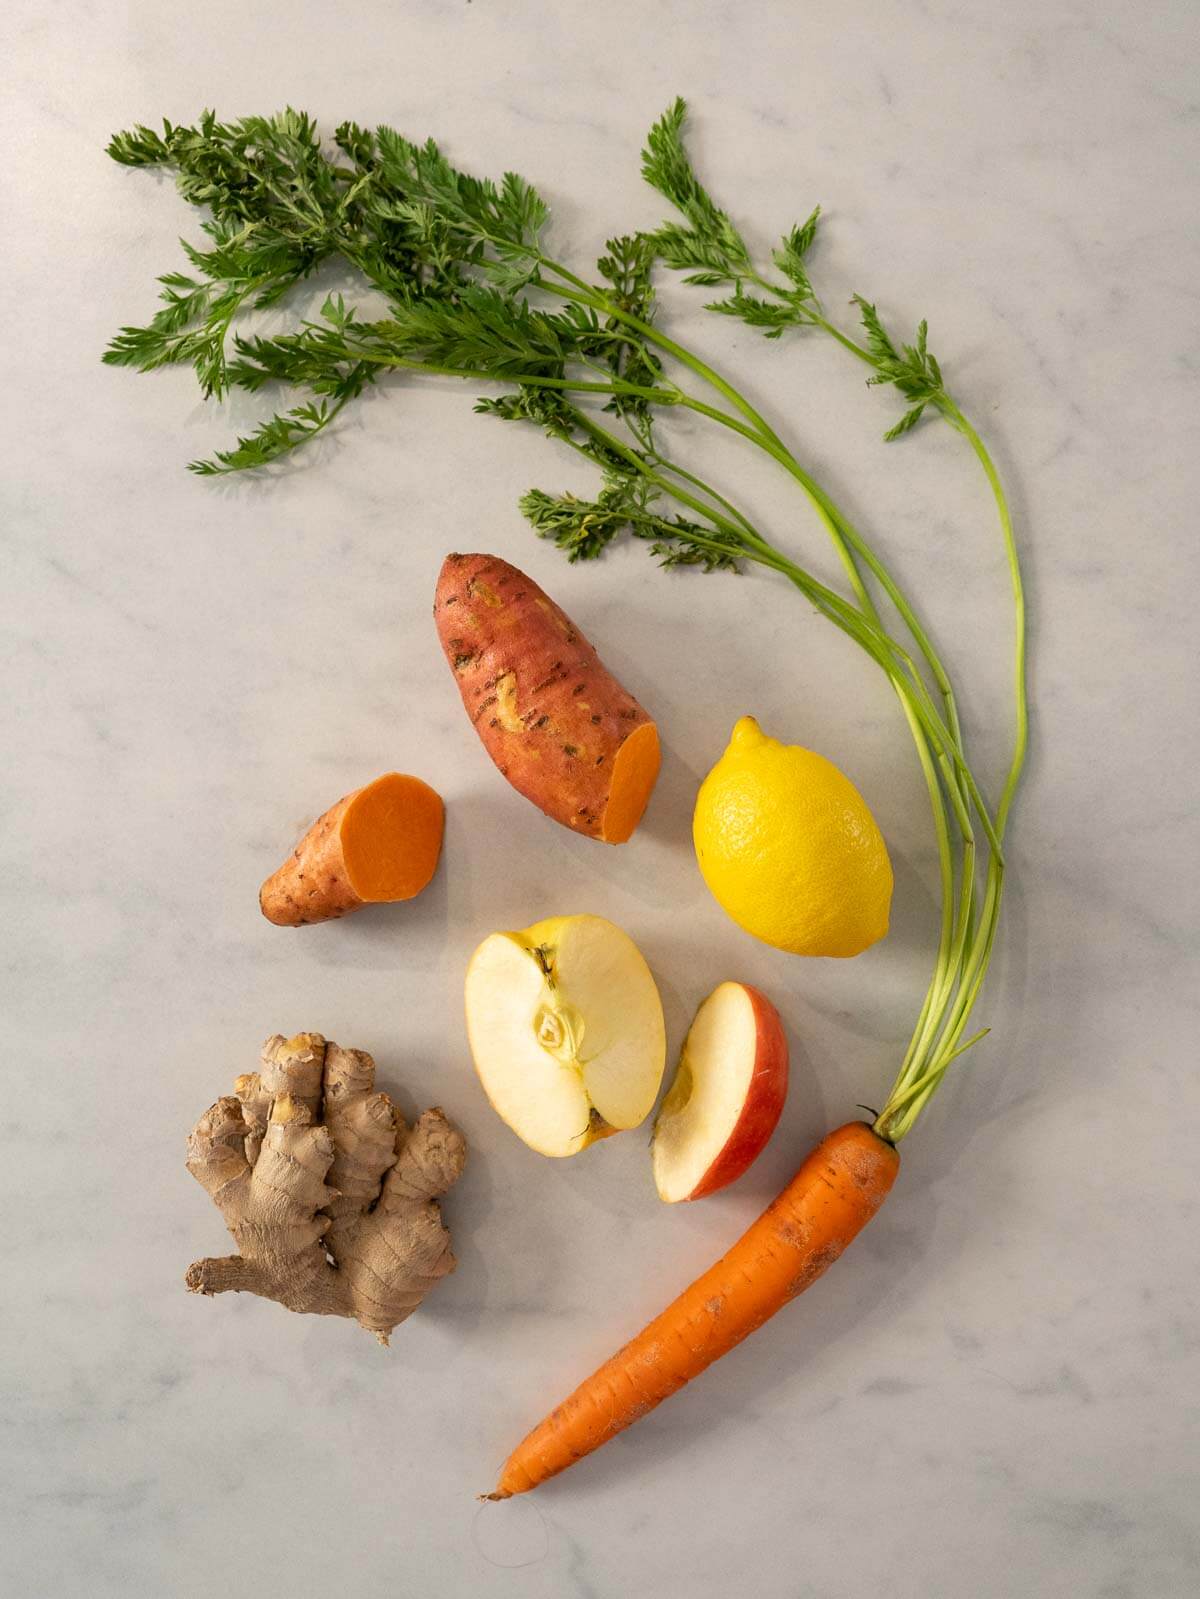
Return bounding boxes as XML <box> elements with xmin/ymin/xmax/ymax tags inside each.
<box><xmin>3</xmin><ymin>1</ymin><xmax>1197</xmax><ymax>1595</ymax></box>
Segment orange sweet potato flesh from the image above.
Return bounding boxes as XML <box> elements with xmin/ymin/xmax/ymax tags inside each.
<box><xmin>434</xmin><ymin>553</ymin><xmax>661</xmax><ymax>843</ymax></box>
<box><xmin>260</xmin><ymin>773</ymin><xmax>444</xmax><ymax>926</ymax></box>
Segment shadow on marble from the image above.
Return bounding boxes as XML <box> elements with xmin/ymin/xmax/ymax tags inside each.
<box><xmin>292</xmin><ymin>791</ymin><xmax>494</xmax><ymax>972</ymax></box>
<box><xmin>626</xmin><ymin>736</ymin><xmax>704</xmax><ymax>853</ymax></box>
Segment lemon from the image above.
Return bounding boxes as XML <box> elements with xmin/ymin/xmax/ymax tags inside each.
<box><xmin>693</xmin><ymin>715</ymin><xmax>893</xmax><ymax>958</ymax></box>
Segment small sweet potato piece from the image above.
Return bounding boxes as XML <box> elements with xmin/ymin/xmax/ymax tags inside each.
<box><xmin>260</xmin><ymin>772</ymin><xmax>444</xmax><ymax>926</ymax></box>
<box><xmin>434</xmin><ymin>553</ymin><xmax>660</xmax><ymax>843</ymax></box>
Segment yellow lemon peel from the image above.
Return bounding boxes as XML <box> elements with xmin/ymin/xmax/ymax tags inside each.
<box><xmin>693</xmin><ymin>715</ymin><xmax>893</xmax><ymax>958</ymax></box>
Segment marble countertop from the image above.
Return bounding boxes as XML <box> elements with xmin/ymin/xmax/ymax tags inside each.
<box><xmin>5</xmin><ymin>2</ymin><xmax>1197</xmax><ymax>1595</ymax></box>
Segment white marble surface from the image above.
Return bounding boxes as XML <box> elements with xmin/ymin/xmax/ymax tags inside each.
<box><xmin>4</xmin><ymin>1</ymin><xmax>1198</xmax><ymax>1594</ymax></box>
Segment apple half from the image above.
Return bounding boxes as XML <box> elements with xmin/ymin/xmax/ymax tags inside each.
<box><xmin>464</xmin><ymin>913</ymin><xmax>666</xmax><ymax>1157</ymax></box>
<box><xmin>651</xmin><ymin>981</ymin><xmax>789</xmax><ymax>1202</ymax></box>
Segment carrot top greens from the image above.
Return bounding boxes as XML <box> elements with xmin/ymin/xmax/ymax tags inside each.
<box><xmin>105</xmin><ymin>101</ymin><xmax>1027</xmax><ymax>1143</ymax></box>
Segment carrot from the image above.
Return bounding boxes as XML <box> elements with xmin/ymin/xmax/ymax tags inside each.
<box><xmin>434</xmin><ymin>553</ymin><xmax>661</xmax><ymax>843</ymax></box>
<box><xmin>260</xmin><ymin>772</ymin><xmax>444</xmax><ymax>926</ymax></box>
<box><xmin>486</xmin><ymin>1120</ymin><xmax>898</xmax><ymax>1497</ymax></box>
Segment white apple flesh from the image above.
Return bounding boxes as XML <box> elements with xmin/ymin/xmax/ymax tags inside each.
<box><xmin>652</xmin><ymin>981</ymin><xmax>789</xmax><ymax>1202</ymax></box>
<box><xmin>464</xmin><ymin>913</ymin><xmax>666</xmax><ymax>1157</ymax></box>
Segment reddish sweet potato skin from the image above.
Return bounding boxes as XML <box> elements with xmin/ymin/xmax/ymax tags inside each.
<box><xmin>434</xmin><ymin>553</ymin><xmax>657</xmax><ymax>840</ymax></box>
<box><xmin>260</xmin><ymin>792</ymin><xmax>362</xmax><ymax>926</ymax></box>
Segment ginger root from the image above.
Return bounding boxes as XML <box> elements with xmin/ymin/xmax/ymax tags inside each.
<box><xmin>185</xmin><ymin>1033</ymin><xmax>466</xmax><ymax>1342</ymax></box>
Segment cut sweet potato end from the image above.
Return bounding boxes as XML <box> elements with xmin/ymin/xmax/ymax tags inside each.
<box><xmin>340</xmin><ymin>773</ymin><xmax>445</xmax><ymax>901</ymax></box>
<box><xmin>600</xmin><ymin>722</ymin><xmax>661</xmax><ymax>844</ymax></box>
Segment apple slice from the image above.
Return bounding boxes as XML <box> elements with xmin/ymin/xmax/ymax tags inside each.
<box><xmin>652</xmin><ymin>981</ymin><xmax>789</xmax><ymax>1202</ymax></box>
<box><xmin>464</xmin><ymin>913</ymin><xmax>666</xmax><ymax>1157</ymax></box>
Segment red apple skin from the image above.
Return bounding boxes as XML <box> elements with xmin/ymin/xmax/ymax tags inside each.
<box><xmin>682</xmin><ymin>984</ymin><xmax>789</xmax><ymax>1201</ymax></box>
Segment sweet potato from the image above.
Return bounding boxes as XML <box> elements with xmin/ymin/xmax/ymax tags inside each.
<box><xmin>260</xmin><ymin>772</ymin><xmax>444</xmax><ymax>926</ymax></box>
<box><xmin>434</xmin><ymin>553</ymin><xmax>660</xmax><ymax>843</ymax></box>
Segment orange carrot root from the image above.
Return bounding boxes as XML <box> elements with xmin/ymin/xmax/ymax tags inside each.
<box><xmin>259</xmin><ymin>772</ymin><xmax>444</xmax><ymax>927</ymax></box>
<box><xmin>490</xmin><ymin>1120</ymin><xmax>899</xmax><ymax>1496</ymax></box>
